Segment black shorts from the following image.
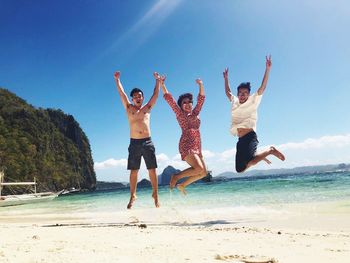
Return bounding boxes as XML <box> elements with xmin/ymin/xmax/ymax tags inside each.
<box><xmin>235</xmin><ymin>131</ymin><xmax>259</xmax><ymax>173</ymax></box>
<box><xmin>127</xmin><ymin>137</ymin><xmax>157</xmax><ymax>170</ymax></box>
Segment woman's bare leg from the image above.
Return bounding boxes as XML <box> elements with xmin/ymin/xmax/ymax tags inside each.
<box><xmin>169</xmin><ymin>154</ymin><xmax>204</xmax><ymax>189</ymax></box>
<box><xmin>172</xmin><ymin>154</ymin><xmax>206</xmax><ymax>195</ymax></box>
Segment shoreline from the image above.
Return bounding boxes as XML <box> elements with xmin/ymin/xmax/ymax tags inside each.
<box><xmin>1</xmin><ymin>200</ymin><xmax>350</xmax><ymax>262</ymax></box>
<box><xmin>1</xmin><ymin>199</ymin><xmax>350</xmax><ymax>230</ymax></box>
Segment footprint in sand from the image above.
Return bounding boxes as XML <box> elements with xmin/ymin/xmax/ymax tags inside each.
<box><xmin>129</xmin><ymin>216</ymin><xmax>139</xmax><ymax>224</ymax></box>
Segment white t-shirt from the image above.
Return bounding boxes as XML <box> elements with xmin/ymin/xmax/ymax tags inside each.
<box><xmin>230</xmin><ymin>93</ymin><xmax>262</xmax><ymax>136</ymax></box>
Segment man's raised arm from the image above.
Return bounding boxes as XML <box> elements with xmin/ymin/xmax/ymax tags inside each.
<box><xmin>223</xmin><ymin>67</ymin><xmax>233</xmax><ymax>101</ymax></box>
<box><xmin>114</xmin><ymin>71</ymin><xmax>131</xmax><ymax>109</ymax></box>
<box><xmin>257</xmin><ymin>56</ymin><xmax>272</xmax><ymax>95</ymax></box>
<box><xmin>144</xmin><ymin>72</ymin><xmax>161</xmax><ymax>111</ymax></box>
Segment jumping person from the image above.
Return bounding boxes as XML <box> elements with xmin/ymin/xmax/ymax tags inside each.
<box><xmin>160</xmin><ymin>75</ymin><xmax>207</xmax><ymax>195</ymax></box>
<box><xmin>114</xmin><ymin>71</ymin><xmax>161</xmax><ymax>209</ymax></box>
<box><xmin>223</xmin><ymin>56</ymin><xmax>285</xmax><ymax>173</ymax></box>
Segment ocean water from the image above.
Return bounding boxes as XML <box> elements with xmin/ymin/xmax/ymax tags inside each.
<box><xmin>1</xmin><ymin>171</ymin><xmax>350</xmax><ymax>225</ymax></box>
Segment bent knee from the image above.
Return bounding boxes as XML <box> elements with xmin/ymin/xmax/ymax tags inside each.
<box><xmin>194</xmin><ymin>166</ymin><xmax>206</xmax><ymax>177</ymax></box>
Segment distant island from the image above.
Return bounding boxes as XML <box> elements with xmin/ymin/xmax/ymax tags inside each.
<box><xmin>96</xmin><ymin>163</ymin><xmax>350</xmax><ymax>190</ymax></box>
<box><xmin>95</xmin><ymin>165</ymin><xmax>213</xmax><ymax>190</ymax></box>
<box><xmin>215</xmin><ymin>163</ymin><xmax>350</xmax><ymax>180</ymax></box>
<box><xmin>0</xmin><ymin>88</ymin><xmax>96</xmax><ymax>194</ymax></box>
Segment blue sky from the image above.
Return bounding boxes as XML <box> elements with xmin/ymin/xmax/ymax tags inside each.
<box><xmin>1</xmin><ymin>0</ymin><xmax>350</xmax><ymax>182</ymax></box>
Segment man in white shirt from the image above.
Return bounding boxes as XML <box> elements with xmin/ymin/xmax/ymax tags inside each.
<box><xmin>223</xmin><ymin>56</ymin><xmax>285</xmax><ymax>173</ymax></box>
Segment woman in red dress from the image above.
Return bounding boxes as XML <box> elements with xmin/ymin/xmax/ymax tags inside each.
<box><xmin>160</xmin><ymin>76</ymin><xmax>207</xmax><ymax>195</ymax></box>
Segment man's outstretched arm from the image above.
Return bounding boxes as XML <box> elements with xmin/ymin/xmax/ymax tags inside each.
<box><xmin>144</xmin><ymin>72</ymin><xmax>161</xmax><ymax>111</ymax></box>
<box><xmin>114</xmin><ymin>71</ymin><xmax>131</xmax><ymax>109</ymax></box>
<box><xmin>223</xmin><ymin>67</ymin><xmax>233</xmax><ymax>101</ymax></box>
<box><xmin>257</xmin><ymin>56</ymin><xmax>272</xmax><ymax>95</ymax></box>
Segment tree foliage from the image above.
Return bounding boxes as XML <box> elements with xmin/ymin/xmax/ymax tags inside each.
<box><xmin>0</xmin><ymin>88</ymin><xmax>96</xmax><ymax>193</ymax></box>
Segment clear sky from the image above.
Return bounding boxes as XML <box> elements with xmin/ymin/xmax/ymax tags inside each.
<box><xmin>1</xmin><ymin>0</ymin><xmax>350</xmax><ymax>182</ymax></box>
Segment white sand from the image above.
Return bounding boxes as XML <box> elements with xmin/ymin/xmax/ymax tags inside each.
<box><xmin>1</xmin><ymin>201</ymin><xmax>350</xmax><ymax>263</ymax></box>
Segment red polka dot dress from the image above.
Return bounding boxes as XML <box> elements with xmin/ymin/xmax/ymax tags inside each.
<box><xmin>164</xmin><ymin>93</ymin><xmax>205</xmax><ymax>160</ymax></box>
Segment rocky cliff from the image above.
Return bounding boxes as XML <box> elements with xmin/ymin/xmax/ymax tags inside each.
<box><xmin>0</xmin><ymin>88</ymin><xmax>96</xmax><ymax>193</ymax></box>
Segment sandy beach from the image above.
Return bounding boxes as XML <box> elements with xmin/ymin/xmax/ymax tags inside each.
<box><xmin>1</xmin><ymin>200</ymin><xmax>350</xmax><ymax>263</ymax></box>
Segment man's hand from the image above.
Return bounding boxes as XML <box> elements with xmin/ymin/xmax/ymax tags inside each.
<box><xmin>153</xmin><ymin>72</ymin><xmax>161</xmax><ymax>80</ymax></box>
<box><xmin>196</xmin><ymin>78</ymin><xmax>203</xmax><ymax>86</ymax></box>
<box><xmin>114</xmin><ymin>71</ymin><xmax>121</xmax><ymax>80</ymax></box>
<box><xmin>266</xmin><ymin>55</ymin><xmax>272</xmax><ymax>70</ymax></box>
<box><xmin>223</xmin><ymin>67</ymin><xmax>229</xmax><ymax>79</ymax></box>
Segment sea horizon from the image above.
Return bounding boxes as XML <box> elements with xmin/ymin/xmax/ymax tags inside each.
<box><xmin>96</xmin><ymin>162</ymin><xmax>350</xmax><ymax>185</ymax></box>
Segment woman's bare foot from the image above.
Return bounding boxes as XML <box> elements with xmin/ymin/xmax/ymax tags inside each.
<box><xmin>127</xmin><ymin>195</ymin><xmax>137</xmax><ymax>209</ymax></box>
<box><xmin>270</xmin><ymin>146</ymin><xmax>285</xmax><ymax>161</ymax></box>
<box><xmin>169</xmin><ymin>175</ymin><xmax>177</xmax><ymax>190</ymax></box>
<box><xmin>152</xmin><ymin>192</ymin><xmax>160</xmax><ymax>208</ymax></box>
<box><xmin>177</xmin><ymin>184</ymin><xmax>187</xmax><ymax>195</ymax></box>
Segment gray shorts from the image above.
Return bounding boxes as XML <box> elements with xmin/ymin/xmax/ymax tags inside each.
<box><xmin>127</xmin><ymin>137</ymin><xmax>157</xmax><ymax>170</ymax></box>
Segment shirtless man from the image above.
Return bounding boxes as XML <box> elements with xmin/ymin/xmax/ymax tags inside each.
<box><xmin>114</xmin><ymin>71</ymin><xmax>161</xmax><ymax>209</ymax></box>
<box><xmin>223</xmin><ymin>56</ymin><xmax>285</xmax><ymax>173</ymax></box>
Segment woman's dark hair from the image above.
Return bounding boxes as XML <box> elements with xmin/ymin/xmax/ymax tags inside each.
<box><xmin>177</xmin><ymin>93</ymin><xmax>193</xmax><ymax>108</ymax></box>
<box><xmin>130</xmin><ymin>88</ymin><xmax>143</xmax><ymax>97</ymax></box>
<box><xmin>237</xmin><ymin>82</ymin><xmax>251</xmax><ymax>93</ymax></box>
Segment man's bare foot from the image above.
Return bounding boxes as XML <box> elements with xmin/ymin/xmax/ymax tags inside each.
<box><xmin>263</xmin><ymin>157</ymin><xmax>271</xmax><ymax>164</ymax></box>
<box><xmin>177</xmin><ymin>184</ymin><xmax>187</xmax><ymax>195</ymax></box>
<box><xmin>270</xmin><ymin>146</ymin><xmax>285</xmax><ymax>161</ymax></box>
<box><xmin>152</xmin><ymin>192</ymin><xmax>160</xmax><ymax>208</ymax></box>
<box><xmin>127</xmin><ymin>195</ymin><xmax>137</xmax><ymax>209</ymax></box>
<box><xmin>169</xmin><ymin>175</ymin><xmax>177</xmax><ymax>190</ymax></box>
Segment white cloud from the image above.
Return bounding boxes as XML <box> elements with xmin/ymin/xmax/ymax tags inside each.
<box><xmin>202</xmin><ymin>150</ymin><xmax>215</xmax><ymax>158</ymax></box>
<box><xmin>95</xmin><ymin>158</ymin><xmax>127</xmax><ymax>170</ymax></box>
<box><xmin>173</xmin><ymin>154</ymin><xmax>182</xmax><ymax>161</ymax></box>
<box><xmin>95</xmin><ymin>134</ymin><xmax>350</xmax><ymax>181</ymax></box>
<box><xmin>279</xmin><ymin>134</ymin><xmax>350</xmax><ymax>150</ymax></box>
<box><xmin>218</xmin><ymin>148</ymin><xmax>236</xmax><ymax>161</ymax></box>
<box><xmin>156</xmin><ymin>153</ymin><xmax>169</xmax><ymax>162</ymax></box>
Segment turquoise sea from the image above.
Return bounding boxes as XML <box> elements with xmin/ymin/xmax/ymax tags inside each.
<box><xmin>1</xmin><ymin>171</ymin><xmax>350</xmax><ymax>226</ymax></box>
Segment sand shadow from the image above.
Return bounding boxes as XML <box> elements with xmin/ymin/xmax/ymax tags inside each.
<box><xmin>41</xmin><ymin>218</ymin><xmax>264</xmax><ymax>228</ymax></box>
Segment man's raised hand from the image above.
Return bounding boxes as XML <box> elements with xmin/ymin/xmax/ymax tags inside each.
<box><xmin>196</xmin><ymin>78</ymin><xmax>203</xmax><ymax>86</ymax></box>
<box><xmin>153</xmin><ymin>72</ymin><xmax>161</xmax><ymax>80</ymax></box>
<box><xmin>114</xmin><ymin>71</ymin><xmax>121</xmax><ymax>80</ymax></box>
<box><xmin>223</xmin><ymin>67</ymin><xmax>229</xmax><ymax>79</ymax></box>
<box><xmin>266</xmin><ymin>55</ymin><xmax>272</xmax><ymax>69</ymax></box>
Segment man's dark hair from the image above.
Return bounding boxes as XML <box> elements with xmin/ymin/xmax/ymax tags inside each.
<box><xmin>130</xmin><ymin>88</ymin><xmax>144</xmax><ymax>97</ymax></box>
<box><xmin>237</xmin><ymin>82</ymin><xmax>251</xmax><ymax>93</ymax></box>
<box><xmin>177</xmin><ymin>93</ymin><xmax>193</xmax><ymax>108</ymax></box>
